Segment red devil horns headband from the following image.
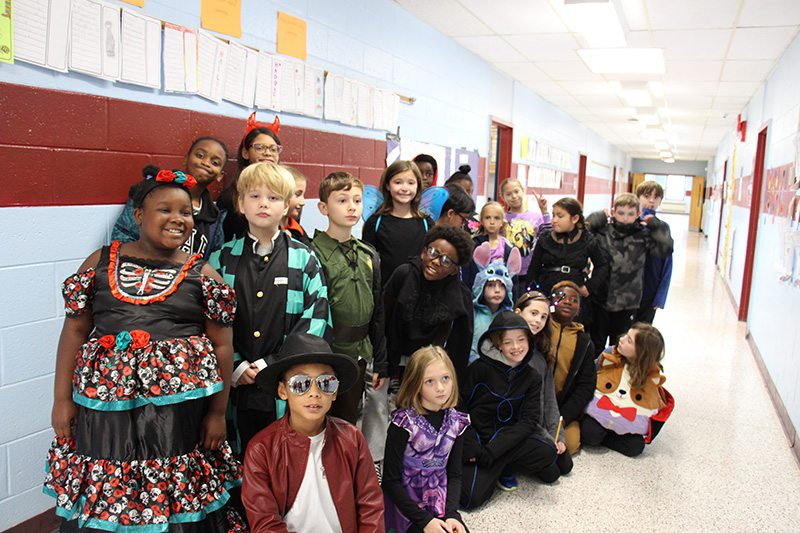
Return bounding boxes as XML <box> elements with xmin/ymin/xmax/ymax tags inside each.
<box><xmin>245</xmin><ymin>112</ymin><xmax>280</xmax><ymax>136</ymax></box>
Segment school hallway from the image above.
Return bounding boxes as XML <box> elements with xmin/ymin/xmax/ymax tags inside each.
<box><xmin>461</xmin><ymin>213</ymin><xmax>800</xmax><ymax>532</ymax></box>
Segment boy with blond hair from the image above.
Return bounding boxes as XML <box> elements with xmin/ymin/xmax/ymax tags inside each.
<box><xmin>634</xmin><ymin>180</ymin><xmax>673</xmax><ymax>324</ymax></box>
<box><xmin>311</xmin><ymin>172</ymin><xmax>389</xmax><ymax>477</ymax></box>
<box><xmin>586</xmin><ymin>192</ymin><xmax>673</xmax><ymax>353</ymax></box>
<box><xmin>209</xmin><ymin>162</ymin><xmax>331</xmax><ymax>456</ymax></box>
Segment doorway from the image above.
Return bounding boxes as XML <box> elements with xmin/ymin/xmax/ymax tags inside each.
<box><xmin>738</xmin><ymin>124</ymin><xmax>768</xmax><ymax>321</ymax></box>
<box><xmin>489</xmin><ymin>117</ymin><xmax>513</xmax><ymax>201</ymax></box>
<box><xmin>715</xmin><ymin>160</ymin><xmax>727</xmax><ymax>266</ymax></box>
<box><xmin>577</xmin><ymin>154</ymin><xmax>587</xmax><ymax>205</ymax></box>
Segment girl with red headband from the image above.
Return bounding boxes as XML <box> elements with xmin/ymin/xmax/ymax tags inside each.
<box><xmin>45</xmin><ymin>173</ymin><xmax>245</xmax><ymax>531</ymax></box>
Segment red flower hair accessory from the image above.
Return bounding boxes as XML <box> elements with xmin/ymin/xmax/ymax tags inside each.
<box><xmin>156</xmin><ymin>169</ymin><xmax>197</xmax><ymax>189</ymax></box>
<box><xmin>245</xmin><ymin>112</ymin><xmax>280</xmax><ymax>136</ymax></box>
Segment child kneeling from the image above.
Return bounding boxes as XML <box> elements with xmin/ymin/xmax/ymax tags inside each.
<box><xmin>242</xmin><ymin>333</ymin><xmax>384</xmax><ymax>532</ymax></box>
<box><xmin>460</xmin><ymin>311</ymin><xmax>559</xmax><ymax>509</ymax></box>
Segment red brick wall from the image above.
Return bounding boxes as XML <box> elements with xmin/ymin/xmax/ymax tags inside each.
<box><xmin>0</xmin><ymin>82</ymin><xmax>387</xmax><ymax>207</ymax></box>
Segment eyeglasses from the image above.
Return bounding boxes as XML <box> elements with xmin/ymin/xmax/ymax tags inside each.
<box><xmin>423</xmin><ymin>246</ymin><xmax>456</xmax><ymax>269</ymax></box>
<box><xmin>251</xmin><ymin>143</ymin><xmax>283</xmax><ymax>156</ymax></box>
<box><xmin>284</xmin><ymin>374</ymin><xmax>339</xmax><ymax>395</ymax></box>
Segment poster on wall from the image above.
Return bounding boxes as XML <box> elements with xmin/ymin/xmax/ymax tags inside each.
<box><xmin>13</xmin><ymin>0</ymin><xmax>70</xmax><ymax>71</ymax></box>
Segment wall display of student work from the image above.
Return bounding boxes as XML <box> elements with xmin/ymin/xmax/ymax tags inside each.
<box><xmin>387</xmin><ymin>137</ymin><xmax>480</xmax><ymax>190</ymax></box>
<box><xmin>518</xmin><ymin>136</ymin><xmax>575</xmax><ymax>189</ymax></box>
<box><xmin>10</xmin><ymin>0</ymin><xmax>400</xmax><ymax>131</ymax></box>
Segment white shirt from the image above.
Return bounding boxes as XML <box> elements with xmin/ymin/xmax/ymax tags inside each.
<box><xmin>284</xmin><ymin>429</ymin><xmax>342</xmax><ymax>533</ymax></box>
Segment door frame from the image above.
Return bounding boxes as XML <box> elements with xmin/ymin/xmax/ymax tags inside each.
<box><xmin>577</xmin><ymin>154</ymin><xmax>587</xmax><ymax>205</ymax></box>
<box><xmin>490</xmin><ymin>116</ymin><xmax>514</xmax><ymax>201</ymax></box>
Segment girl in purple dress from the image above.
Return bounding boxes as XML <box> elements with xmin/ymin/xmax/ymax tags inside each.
<box><xmin>382</xmin><ymin>346</ymin><xmax>470</xmax><ymax>533</ymax></box>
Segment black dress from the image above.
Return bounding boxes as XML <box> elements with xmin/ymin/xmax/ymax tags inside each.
<box><xmin>44</xmin><ymin>242</ymin><xmax>244</xmax><ymax>532</ymax></box>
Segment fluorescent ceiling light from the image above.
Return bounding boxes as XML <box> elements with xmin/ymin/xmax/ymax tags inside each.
<box><xmin>660</xmin><ymin>151</ymin><xmax>673</xmax><ymax>158</ymax></box>
<box><xmin>663</xmin><ymin>157</ymin><xmax>676</xmax><ymax>163</ymax></box>
<box><xmin>578</xmin><ymin>48</ymin><xmax>666</xmax><ymax>74</ymax></box>
<box><xmin>657</xmin><ymin>107</ymin><xmax>670</xmax><ymax>118</ymax></box>
<box><xmin>622</xmin><ymin>88</ymin><xmax>652</xmax><ymax>107</ymax></box>
<box><xmin>654</xmin><ymin>141</ymin><xmax>670</xmax><ymax>150</ymax></box>
<box><xmin>648</xmin><ymin>81</ymin><xmax>664</xmax><ymax>97</ymax></box>
<box><xmin>640</xmin><ymin>128</ymin><xmax>678</xmax><ymax>140</ymax></box>
<box><xmin>563</xmin><ymin>0</ymin><xmax>629</xmax><ymax>48</ymax></box>
<box><xmin>637</xmin><ymin>114</ymin><xmax>660</xmax><ymax>126</ymax></box>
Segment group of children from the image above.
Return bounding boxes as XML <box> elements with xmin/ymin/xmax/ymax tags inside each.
<box><xmin>45</xmin><ymin>113</ymin><xmax>676</xmax><ymax>533</ymax></box>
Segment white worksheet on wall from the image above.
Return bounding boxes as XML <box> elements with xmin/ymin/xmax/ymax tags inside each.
<box><xmin>69</xmin><ymin>0</ymin><xmax>120</xmax><ymax>81</ymax></box>
<box><xmin>254</xmin><ymin>51</ymin><xmax>274</xmax><ymax>109</ymax></box>
<box><xmin>183</xmin><ymin>29</ymin><xmax>199</xmax><ymax>93</ymax></box>
<box><xmin>356</xmin><ymin>83</ymin><xmax>372</xmax><ymax>128</ymax></box>
<box><xmin>278</xmin><ymin>59</ymin><xmax>297</xmax><ymax>113</ymax></box>
<box><xmin>120</xmin><ymin>8</ymin><xmax>161</xmax><ymax>88</ymax></box>
<box><xmin>14</xmin><ymin>0</ymin><xmax>70</xmax><ymax>72</ymax></box>
<box><xmin>293</xmin><ymin>61</ymin><xmax>305</xmax><ymax>114</ymax></box>
<box><xmin>301</xmin><ymin>66</ymin><xmax>324</xmax><ymax>118</ymax></box>
<box><xmin>372</xmin><ymin>88</ymin><xmax>385</xmax><ymax>131</ymax></box>
<box><xmin>197</xmin><ymin>31</ymin><xmax>228</xmax><ymax>102</ymax></box>
<box><xmin>163</xmin><ymin>23</ymin><xmax>187</xmax><ymax>92</ymax></box>
<box><xmin>269</xmin><ymin>57</ymin><xmax>283</xmax><ymax>111</ymax></box>
<box><xmin>222</xmin><ymin>41</ymin><xmax>258</xmax><ymax>107</ymax></box>
<box><xmin>324</xmin><ymin>73</ymin><xmax>339</xmax><ymax>121</ymax></box>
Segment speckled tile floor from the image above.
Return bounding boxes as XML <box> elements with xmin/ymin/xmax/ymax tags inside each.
<box><xmin>460</xmin><ymin>214</ymin><xmax>800</xmax><ymax>532</ymax></box>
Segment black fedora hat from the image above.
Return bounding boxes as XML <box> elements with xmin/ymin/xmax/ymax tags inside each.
<box><xmin>254</xmin><ymin>333</ymin><xmax>359</xmax><ymax>396</ymax></box>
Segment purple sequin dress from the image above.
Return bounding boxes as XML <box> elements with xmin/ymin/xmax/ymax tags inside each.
<box><xmin>383</xmin><ymin>407</ymin><xmax>470</xmax><ymax>533</ymax></box>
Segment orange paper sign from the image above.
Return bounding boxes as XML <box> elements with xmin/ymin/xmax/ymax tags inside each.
<box><xmin>120</xmin><ymin>0</ymin><xmax>145</xmax><ymax>6</ymax></box>
<box><xmin>277</xmin><ymin>11</ymin><xmax>306</xmax><ymax>61</ymax></box>
<box><xmin>201</xmin><ymin>0</ymin><xmax>242</xmax><ymax>38</ymax></box>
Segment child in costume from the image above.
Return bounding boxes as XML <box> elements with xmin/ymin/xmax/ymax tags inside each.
<box><xmin>500</xmin><ymin>178</ymin><xmax>552</xmax><ymax>275</ymax></box>
<box><xmin>469</xmin><ymin>242</ymin><xmax>521</xmax><ymax>364</ymax></box>
<box><xmin>382</xmin><ymin>346</ymin><xmax>470</xmax><ymax>533</ymax></box>
<box><xmin>281</xmin><ymin>165</ymin><xmax>311</xmax><ymax>246</ymax></box>
<box><xmin>209</xmin><ymin>162</ymin><xmax>331</xmax><ymax>457</ymax></box>
<box><xmin>363</xmin><ymin>160</ymin><xmax>434</xmax><ymax>286</ymax></box>
<box><xmin>514</xmin><ymin>292</ymin><xmax>572</xmax><ymax>482</ymax></box>
<box><xmin>311</xmin><ymin>172</ymin><xmax>389</xmax><ymax>476</ymax></box>
<box><xmin>547</xmin><ymin>281</ymin><xmax>597</xmax><ymax>455</ymax></box>
<box><xmin>45</xmin><ymin>171</ymin><xmax>244</xmax><ymax>531</ymax></box>
<box><xmin>460</xmin><ymin>311</ymin><xmax>558</xmax><ymax>508</ymax></box>
<box><xmin>242</xmin><ymin>333</ymin><xmax>384</xmax><ymax>532</ymax></box>
<box><xmin>634</xmin><ymin>181</ymin><xmax>674</xmax><ymax>324</ymax></box>
<box><xmin>111</xmin><ymin>137</ymin><xmax>229</xmax><ymax>259</ymax></box>
<box><xmin>384</xmin><ymin>225</ymin><xmax>474</xmax><ymax>386</ymax></box>
<box><xmin>462</xmin><ymin>201</ymin><xmax>518</xmax><ymax>293</ymax></box>
<box><xmin>582</xmin><ymin>323</ymin><xmax>674</xmax><ymax>457</ymax></box>
<box><xmin>217</xmin><ymin>112</ymin><xmax>282</xmax><ymax>241</ymax></box>
<box><xmin>435</xmin><ymin>183</ymin><xmax>476</xmax><ymax>229</ymax></box>
<box><xmin>524</xmin><ymin>197</ymin><xmax>609</xmax><ymax>329</ymax></box>
<box><xmin>585</xmin><ymin>193</ymin><xmax>673</xmax><ymax>352</ymax></box>
<box><xmin>412</xmin><ymin>153</ymin><xmax>438</xmax><ymax>190</ymax></box>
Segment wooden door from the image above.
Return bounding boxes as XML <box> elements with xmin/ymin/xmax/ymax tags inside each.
<box><xmin>689</xmin><ymin>176</ymin><xmax>705</xmax><ymax>231</ymax></box>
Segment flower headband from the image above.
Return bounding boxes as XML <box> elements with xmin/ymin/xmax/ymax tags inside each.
<box><xmin>156</xmin><ymin>169</ymin><xmax>197</xmax><ymax>189</ymax></box>
<box><xmin>245</xmin><ymin>112</ymin><xmax>280</xmax><ymax>136</ymax></box>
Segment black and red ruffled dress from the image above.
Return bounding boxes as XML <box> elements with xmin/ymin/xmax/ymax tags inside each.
<box><xmin>44</xmin><ymin>242</ymin><xmax>245</xmax><ymax>532</ymax></box>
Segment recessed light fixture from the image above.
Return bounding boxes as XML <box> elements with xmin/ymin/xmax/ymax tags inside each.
<box><xmin>637</xmin><ymin>114</ymin><xmax>660</xmax><ymax>126</ymax></box>
<box><xmin>578</xmin><ymin>48</ymin><xmax>666</xmax><ymax>74</ymax></box>
<box><xmin>563</xmin><ymin>0</ymin><xmax>629</xmax><ymax>48</ymax></box>
<box><xmin>663</xmin><ymin>157</ymin><xmax>676</xmax><ymax>163</ymax></box>
<box><xmin>640</xmin><ymin>128</ymin><xmax>677</xmax><ymax>140</ymax></box>
<box><xmin>654</xmin><ymin>141</ymin><xmax>670</xmax><ymax>150</ymax></box>
<box><xmin>660</xmin><ymin>151</ymin><xmax>673</xmax><ymax>158</ymax></box>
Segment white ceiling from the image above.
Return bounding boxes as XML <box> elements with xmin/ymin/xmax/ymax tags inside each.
<box><xmin>395</xmin><ymin>0</ymin><xmax>800</xmax><ymax>161</ymax></box>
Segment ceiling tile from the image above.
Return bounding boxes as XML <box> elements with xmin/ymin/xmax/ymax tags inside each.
<box><xmin>666</xmin><ymin>95</ymin><xmax>714</xmax><ymax>108</ymax></box>
<box><xmin>664</xmin><ymin>61</ymin><xmax>724</xmax><ymax>81</ymax></box>
<box><xmin>534</xmin><ymin>61</ymin><xmax>598</xmax><ymax>81</ymax></box>
<box><xmin>522</xmin><ymin>80</ymin><xmax>565</xmax><ymax>97</ymax></box>
<box><xmin>574</xmin><ymin>93</ymin><xmax>626</xmax><ymax>107</ymax></box>
<box><xmin>394</xmin><ymin>0</ymin><xmax>493</xmax><ymax>37</ymax></box>
<box><xmin>654</xmin><ymin>29</ymin><xmax>732</xmax><ymax>60</ymax></box>
<box><xmin>738</xmin><ymin>0</ymin><xmax>800</xmax><ymax>27</ymax></box>
<box><xmin>716</xmin><ymin>81</ymin><xmax>761</xmax><ymax>97</ymax></box>
<box><xmin>494</xmin><ymin>61</ymin><xmax>550</xmax><ymax>81</ymax></box>
<box><xmin>458</xmin><ymin>0</ymin><xmax>569</xmax><ymax>35</ymax></box>
<box><xmin>646</xmin><ymin>0</ymin><xmax>740</xmax><ymax>30</ymax></box>
<box><xmin>727</xmin><ymin>27</ymin><xmax>800</xmax><ymax>60</ymax></box>
<box><xmin>504</xmin><ymin>34</ymin><xmax>581</xmax><ymax>62</ymax></box>
<box><xmin>453</xmin><ymin>35</ymin><xmax>527</xmax><ymax>62</ymax></box>
<box><xmin>618</xmin><ymin>1</ymin><xmax>650</xmax><ymax>32</ymax></box>
<box><xmin>663</xmin><ymin>81</ymin><xmax>718</xmax><ymax>96</ymax></box>
<box><xmin>541</xmin><ymin>93</ymin><xmax>582</xmax><ymax>108</ymax></box>
<box><xmin>720</xmin><ymin>60</ymin><xmax>776</xmax><ymax>82</ymax></box>
<box><xmin>624</xmin><ymin>31</ymin><xmax>654</xmax><ymax>48</ymax></box>
<box><xmin>557</xmin><ymin>80</ymin><xmax>617</xmax><ymax>96</ymax></box>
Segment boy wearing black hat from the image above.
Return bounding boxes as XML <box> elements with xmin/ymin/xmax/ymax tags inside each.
<box><xmin>242</xmin><ymin>333</ymin><xmax>385</xmax><ymax>533</ymax></box>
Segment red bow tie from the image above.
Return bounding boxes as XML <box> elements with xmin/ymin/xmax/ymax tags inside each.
<box><xmin>597</xmin><ymin>395</ymin><xmax>637</xmax><ymax>421</ymax></box>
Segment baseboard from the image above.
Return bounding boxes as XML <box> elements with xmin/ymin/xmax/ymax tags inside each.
<box><xmin>746</xmin><ymin>331</ymin><xmax>800</xmax><ymax>468</ymax></box>
<box><xmin>4</xmin><ymin>507</ymin><xmax>59</xmax><ymax>533</ymax></box>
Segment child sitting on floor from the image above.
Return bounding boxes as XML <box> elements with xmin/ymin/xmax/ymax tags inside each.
<box><xmin>242</xmin><ymin>333</ymin><xmax>384</xmax><ymax>532</ymax></box>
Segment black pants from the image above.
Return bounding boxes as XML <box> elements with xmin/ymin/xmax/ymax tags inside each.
<box><xmin>237</xmin><ymin>407</ymin><xmax>276</xmax><ymax>458</ymax></box>
<box><xmin>535</xmin><ymin>449</ymin><xmax>574</xmax><ymax>483</ymax></box>
<box><xmin>460</xmin><ymin>437</ymin><xmax>557</xmax><ymax>509</ymax></box>
<box><xmin>634</xmin><ymin>297</ymin><xmax>658</xmax><ymax>324</ymax></box>
<box><xmin>591</xmin><ymin>304</ymin><xmax>637</xmax><ymax>357</ymax></box>
<box><xmin>329</xmin><ymin>358</ymin><xmax>367</xmax><ymax>424</ymax></box>
<box><xmin>580</xmin><ymin>416</ymin><xmax>645</xmax><ymax>457</ymax></box>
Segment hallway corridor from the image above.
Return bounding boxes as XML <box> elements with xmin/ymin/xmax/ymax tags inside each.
<box><xmin>462</xmin><ymin>214</ymin><xmax>800</xmax><ymax>531</ymax></box>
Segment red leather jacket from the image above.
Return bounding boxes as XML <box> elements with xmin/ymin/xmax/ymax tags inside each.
<box><xmin>242</xmin><ymin>415</ymin><xmax>385</xmax><ymax>533</ymax></box>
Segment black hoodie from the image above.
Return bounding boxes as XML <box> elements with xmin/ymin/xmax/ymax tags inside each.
<box><xmin>461</xmin><ymin>311</ymin><xmax>545</xmax><ymax>463</ymax></box>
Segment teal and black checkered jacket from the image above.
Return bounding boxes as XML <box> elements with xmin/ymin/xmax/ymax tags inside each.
<box><xmin>209</xmin><ymin>232</ymin><xmax>332</xmax><ymax>365</ymax></box>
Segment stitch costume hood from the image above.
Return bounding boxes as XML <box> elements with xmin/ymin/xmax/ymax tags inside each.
<box><xmin>469</xmin><ymin>260</ymin><xmax>515</xmax><ymax>363</ymax></box>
